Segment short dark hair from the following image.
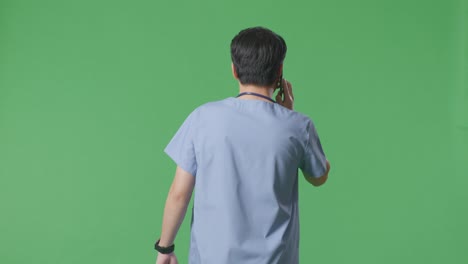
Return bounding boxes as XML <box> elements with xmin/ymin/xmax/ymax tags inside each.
<box><xmin>230</xmin><ymin>26</ymin><xmax>287</xmax><ymax>87</ymax></box>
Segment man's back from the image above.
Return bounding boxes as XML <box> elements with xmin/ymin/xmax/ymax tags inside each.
<box><xmin>155</xmin><ymin>27</ymin><xmax>329</xmax><ymax>264</ymax></box>
<box><xmin>164</xmin><ymin>96</ymin><xmax>328</xmax><ymax>264</ymax></box>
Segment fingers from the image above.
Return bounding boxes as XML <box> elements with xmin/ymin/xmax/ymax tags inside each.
<box><xmin>282</xmin><ymin>79</ymin><xmax>288</xmax><ymax>95</ymax></box>
<box><xmin>283</xmin><ymin>79</ymin><xmax>293</xmax><ymax>101</ymax></box>
<box><xmin>283</xmin><ymin>79</ymin><xmax>294</xmax><ymax>110</ymax></box>
<box><xmin>288</xmin><ymin>82</ymin><xmax>294</xmax><ymax>100</ymax></box>
<box><xmin>275</xmin><ymin>90</ymin><xmax>283</xmax><ymax>103</ymax></box>
<box><xmin>276</xmin><ymin>79</ymin><xmax>294</xmax><ymax>110</ymax></box>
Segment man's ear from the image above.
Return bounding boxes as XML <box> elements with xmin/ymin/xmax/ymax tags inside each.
<box><xmin>278</xmin><ymin>64</ymin><xmax>283</xmax><ymax>76</ymax></box>
<box><xmin>231</xmin><ymin>63</ymin><xmax>239</xmax><ymax>79</ymax></box>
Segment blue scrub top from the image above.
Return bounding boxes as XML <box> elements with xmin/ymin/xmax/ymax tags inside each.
<box><xmin>164</xmin><ymin>96</ymin><xmax>328</xmax><ymax>264</ymax></box>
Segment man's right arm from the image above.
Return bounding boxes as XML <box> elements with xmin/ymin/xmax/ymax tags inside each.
<box><xmin>303</xmin><ymin>160</ymin><xmax>330</xmax><ymax>187</ymax></box>
<box><xmin>282</xmin><ymin>79</ymin><xmax>330</xmax><ymax>187</ymax></box>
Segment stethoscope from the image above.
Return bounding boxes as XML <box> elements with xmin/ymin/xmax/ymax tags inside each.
<box><xmin>236</xmin><ymin>92</ymin><xmax>276</xmax><ymax>103</ymax></box>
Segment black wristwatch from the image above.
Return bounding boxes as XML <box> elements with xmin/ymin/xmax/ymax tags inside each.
<box><xmin>154</xmin><ymin>239</ymin><xmax>175</xmax><ymax>254</ymax></box>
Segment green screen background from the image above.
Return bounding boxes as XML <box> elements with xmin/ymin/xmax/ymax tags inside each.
<box><xmin>1</xmin><ymin>0</ymin><xmax>467</xmax><ymax>263</ymax></box>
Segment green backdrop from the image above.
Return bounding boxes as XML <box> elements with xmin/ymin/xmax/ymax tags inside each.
<box><xmin>1</xmin><ymin>0</ymin><xmax>467</xmax><ymax>263</ymax></box>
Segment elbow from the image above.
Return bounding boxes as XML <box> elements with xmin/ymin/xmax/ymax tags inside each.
<box><xmin>305</xmin><ymin>161</ymin><xmax>330</xmax><ymax>187</ymax></box>
<box><xmin>311</xmin><ymin>173</ymin><xmax>328</xmax><ymax>187</ymax></box>
<box><xmin>168</xmin><ymin>189</ymin><xmax>192</xmax><ymax>204</ymax></box>
<box><xmin>304</xmin><ymin>173</ymin><xmax>328</xmax><ymax>187</ymax></box>
<box><xmin>167</xmin><ymin>184</ymin><xmax>194</xmax><ymax>204</ymax></box>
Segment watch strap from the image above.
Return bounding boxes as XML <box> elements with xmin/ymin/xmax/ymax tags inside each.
<box><xmin>154</xmin><ymin>239</ymin><xmax>175</xmax><ymax>254</ymax></box>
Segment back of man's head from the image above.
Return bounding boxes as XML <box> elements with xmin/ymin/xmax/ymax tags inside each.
<box><xmin>231</xmin><ymin>27</ymin><xmax>287</xmax><ymax>87</ymax></box>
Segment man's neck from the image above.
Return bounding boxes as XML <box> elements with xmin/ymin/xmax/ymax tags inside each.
<box><xmin>238</xmin><ymin>84</ymin><xmax>275</xmax><ymax>102</ymax></box>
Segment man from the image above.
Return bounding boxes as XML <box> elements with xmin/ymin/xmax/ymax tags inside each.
<box><xmin>154</xmin><ymin>26</ymin><xmax>330</xmax><ymax>264</ymax></box>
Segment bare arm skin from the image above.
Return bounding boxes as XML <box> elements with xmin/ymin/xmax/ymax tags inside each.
<box><xmin>303</xmin><ymin>160</ymin><xmax>330</xmax><ymax>187</ymax></box>
<box><xmin>155</xmin><ymin>166</ymin><xmax>195</xmax><ymax>264</ymax></box>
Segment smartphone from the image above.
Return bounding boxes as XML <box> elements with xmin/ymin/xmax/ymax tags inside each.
<box><xmin>277</xmin><ymin>74</ymin><xmax>284</xmax><ymax>96</ymax></box>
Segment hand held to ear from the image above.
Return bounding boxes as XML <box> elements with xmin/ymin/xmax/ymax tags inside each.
<box><xmin>276</xmin><ymin>79</ymin><xmax>294</xmax><ymax>110</ymax></box>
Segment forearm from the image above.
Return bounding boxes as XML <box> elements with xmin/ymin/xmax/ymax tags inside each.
<box><xmin>158</xmin><ymin>193</ymin><xmax>191</xmax><ymax>247</ymax></box>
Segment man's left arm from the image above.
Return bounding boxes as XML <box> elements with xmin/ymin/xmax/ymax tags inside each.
<box><xmin>158</xmin><ymin>165</ymin><xmax>195</xmax><ymax>247</ymax></box>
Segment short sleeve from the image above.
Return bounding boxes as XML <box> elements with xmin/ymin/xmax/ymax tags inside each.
<box><xmin>299</xmin><ymin>118</ymin><xmax>328</xmax><ymax>178</ymax></box>
<box><xmin>164</xmin><ymin>109</ymin><xmax>198</xmax><ymax>177</ymax></box>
